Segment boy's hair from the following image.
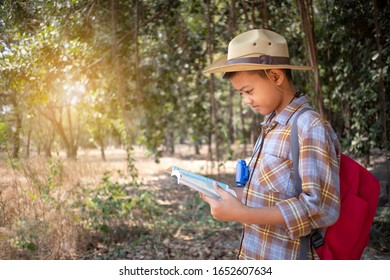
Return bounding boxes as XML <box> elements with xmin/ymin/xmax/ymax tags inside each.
<box><xmin>223</xmin><ymin>69</ymin><xmax>293</xmax><ymax>82</ymax></box>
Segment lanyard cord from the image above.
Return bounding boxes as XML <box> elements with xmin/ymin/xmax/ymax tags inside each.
<box><xmin>247</xmin><ymin>111</ymin><xmax>276</xmax><ymax>168</ymax></box>
<box><xmin>245</xmin><ymin>110</ymin><xmax>276</xmax><ymax>192</ymax></box>
<box><xmin>243</xmin><ymin>128</ymin><xmax>269</xmax><ymax>206</ymax></box>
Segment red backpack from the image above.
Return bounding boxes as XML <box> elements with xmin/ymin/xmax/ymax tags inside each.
<box><xmin>316</xmin><ymin>154</ymin><xmax>381</xmax><ymax>259</ymax></box>
<box><xmin>292</xmin><ymin>108</ymin><xmax>381</xmax><ymax>260</ymax></box>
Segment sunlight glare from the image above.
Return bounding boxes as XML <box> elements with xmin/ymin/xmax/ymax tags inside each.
<box><xmin>63</xmin><ymin>81</ymin><xmax>86</xmax><ymax>105</ymax></box>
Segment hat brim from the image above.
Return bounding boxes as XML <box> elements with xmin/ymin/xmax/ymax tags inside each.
<box><xmin>203</xmin><ymin>54</ymin><xmax>313</xmax><ymax>74</ymax></box>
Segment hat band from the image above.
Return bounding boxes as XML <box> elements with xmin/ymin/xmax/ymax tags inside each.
<box><xmin>227</xmin><ymin>55</ymin><xmax>290</xmax><ymax>66</ymax></box>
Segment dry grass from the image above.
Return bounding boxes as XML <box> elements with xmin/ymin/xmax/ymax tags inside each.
<box><xmin>0</xmin><ymin>155</ymin><xmax>90</xmax><ymax>259</ymax></box>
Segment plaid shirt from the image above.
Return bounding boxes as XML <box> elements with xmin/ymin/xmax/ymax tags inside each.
<box><xmin>238</xmin><ymin>95</ymin><xmax>340</xmax><ymax>260</ymax></box>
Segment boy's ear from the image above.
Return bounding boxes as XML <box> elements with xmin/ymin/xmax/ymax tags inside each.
<box><xmin>269</xmin><ymin>69</ymin><xmax>284</xmax><ymax>85</ymax></box>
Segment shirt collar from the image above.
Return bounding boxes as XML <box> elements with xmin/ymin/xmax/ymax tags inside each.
<box><xmin>262</xmin><ymin>95</ymin><xmax>310</xmax><ymax>126</ymax></box>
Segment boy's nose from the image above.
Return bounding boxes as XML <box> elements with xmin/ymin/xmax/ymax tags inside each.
<box><xmin>242</xmin><ymin>96</ymin><xmax>252</xmax><ymax>105</ymax></box>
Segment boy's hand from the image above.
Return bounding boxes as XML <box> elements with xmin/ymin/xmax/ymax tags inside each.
<box><xmin>200</xmin><ymin>182</ymin><xmax>245</xmax><ymax>222</ymax></box>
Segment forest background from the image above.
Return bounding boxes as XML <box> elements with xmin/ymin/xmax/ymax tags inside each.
<box><xmin>0</xmin><ymin>0</ymin><xmax>389</xmax><ymax>260</ymax></box>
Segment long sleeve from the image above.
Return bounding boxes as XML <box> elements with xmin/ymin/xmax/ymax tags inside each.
<box><xmin>276</xmin><ymin>117</ymin><xmax>340</xmax><ymax>240</ymax></box>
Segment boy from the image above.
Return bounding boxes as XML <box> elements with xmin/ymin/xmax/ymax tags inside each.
<box><xmin>201</xmin><ymin>29</ymin><xmax>340</xmax><ymax>260</ymax></box>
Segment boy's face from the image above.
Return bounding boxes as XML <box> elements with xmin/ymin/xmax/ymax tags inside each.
<box><xmin>230</xmin><ymin>70</ymin><xmax>285</xmax><ymax>116</ymax></box>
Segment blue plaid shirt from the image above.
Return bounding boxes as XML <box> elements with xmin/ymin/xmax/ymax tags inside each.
<box><xmin>238</xmin><ymin>95</ymin><xmax>340</xmax><ymax>260</ymax></box>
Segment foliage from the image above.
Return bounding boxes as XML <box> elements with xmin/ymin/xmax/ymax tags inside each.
<box><xmin>42</xmin><ymin>158</ymin><xmax>64</xmax><ymax>199</ymax></box>
<box><xmin>9</xmin><ymin>218</ymin><xmax>46</xmax><ymax>256</ymax></box>
<box><xmin>0</xmin><ymin>116</ymin><xmax>11</xmax><ymax>150</ymax></box>
<box><xmin>316</xmin><ymin>0</ymin><xmax>389</xmax><ymax>156</ymax></box>
<box><xmin>1</xmin><ymin>0</ymin><xmax>388</xmax><ymax>161</ymax></box>
<box><xmin>76</xmin><ymin>171</ymin><xmax>154</xmax><ymax>234</ymax></box>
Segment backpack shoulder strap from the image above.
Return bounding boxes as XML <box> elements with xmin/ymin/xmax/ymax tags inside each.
<box><xmin>291</xmin><ymin>107</ymin><xmax>312</xmax><ymax>194</ymax></box>
<box><xmin>290</xmin><ymin>107</ymin><xmax>312</xmax><ymax>260</ymax></box>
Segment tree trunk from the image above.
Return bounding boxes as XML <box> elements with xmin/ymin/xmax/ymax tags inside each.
<box><xmin>10</xmin><ymin>94</ymin><xmax>21</xmax><ymax>158</ymax></box>
<box><xmin>228</xmin><ymin>0</ymin><xmax>237</xmax><ymax>145</ymax></box>
<box><xmin>45</xmin><ymin>142</ymin><xmax>52</xmax><ymax>158</ymax></box>
<box><xmin>67</xmin><ymin>145</ymin><xmax>78</xmax><ymax>160</ymax></box>
<box><xmin>251</xmin><ymin>113</ymin><xmax>262</xmax><ymax>146</ymax></box>
<box><xmin>239</xmin><ymin>101</ymin><xmax>247</xmax><ymax>157</ymax></box>
<box><xmin>228</xmin><ymin>88</ymin><xmax>235</xmax><ymax>145</ymax></box>
<box><xmin>97</xmin><ymin>124</ymin><xmax>106</xmax><ymax>161</ymax></box>
<box><xmin>206</xmin><ymin>0</ymin><xmax>218</xmax><ymax>172</ymax></box>
<box><xmin>134</xmin><ymin>0</ymin><xmax>142</xmax><ymax>103</ymax></box>
<box><xmin>44</xmin><ymin>126</ymin><xmax>55</xmax><ymax>158</ymax></box>
<box><xmin>39</xmin><ymin>106</ymin><xmax>77</xmax><ymax>159</ymax></box>
<box><xmin>165</xmin><ymin>127</ymin><xmax>175</xmax><ymax>155</ymax></box>
<box><xmin>26</xmin><ymin>126</ymin><xmax>31</xmax><ymax>158</ymax></box>
<box><xmin>66</xmin><ymin>106</ymin><xmax>79</xmax><ymax>159</ymax></box>
<box><xmin>100</xmin><ymin>144</ymin><xmax>106</xmax><ymax>161</ymax></box>
<box><xmin>100</xmin><ymin>146</ymin><xmax>106</xmax><ymax>161</ymax></box>
<box><xmin>259</xmin><ymin>0</ymin><xmax>269</xmax><ymax>28</ymax></box>
<box><xmin>324</xmin><ymin>0</ymin><xmax>339</xmax><ymax>130</ymax></box>
<box><xmin>296</xmin><ymin>0</ymin><xmax>327</xmax><ymax>119</ymax></box>
<box><xmin>194</xmin><ymin>140</ymin><xmax>200</xmax><ymax>155</ymax></box>
<box><xmin>12</xmin><ymin>113</ymin><xmax>21</xmax><ymax>159</ymax></box>
<box><xmin>240</xmin><ymin>0</ymin><xmax>251</xmax><ymax>29</ymax></box>
<box><xmin>111</xmin><ymin>0</ymin><xmax>127</xmax><ymax>125</ymax></box>
<box><xmin>250</xmin><ymin>0</ymin><xmax>256</xmax><ymax>28</ymax></box>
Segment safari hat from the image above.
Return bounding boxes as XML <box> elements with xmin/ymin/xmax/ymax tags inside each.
<box><xmin>203</xmin><ymin>29</ymin><xmax>313</xmax><ymax>74</ymax></box>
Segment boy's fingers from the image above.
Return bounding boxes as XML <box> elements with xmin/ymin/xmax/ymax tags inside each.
<box><xmin>200</xmin><ymin>192</ymin><xmax>208</xmax><ymax>202</ymax></box>
<box><xmin>200</xmin><ymin>189</ymin><xmax>221</xmax><ymax>204</ymax></box>
<box><xmin>200</xmin><ymin>192</ymin><xmax>211</xmax><ymax>203</ymax></box>
<box><xmin>213</xmin><ymin>181</ymin><xmax>227</xmax><ymax>196</ymax></box>
<box><xmin>213</xmin><ymin>181</ymin><xmax>222</xmax><ymax>192</ymax></box>
<box><xmin>213</xmin><ymin>182</ymin><xmax>238</xmax><ymax>199</ymax></box>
